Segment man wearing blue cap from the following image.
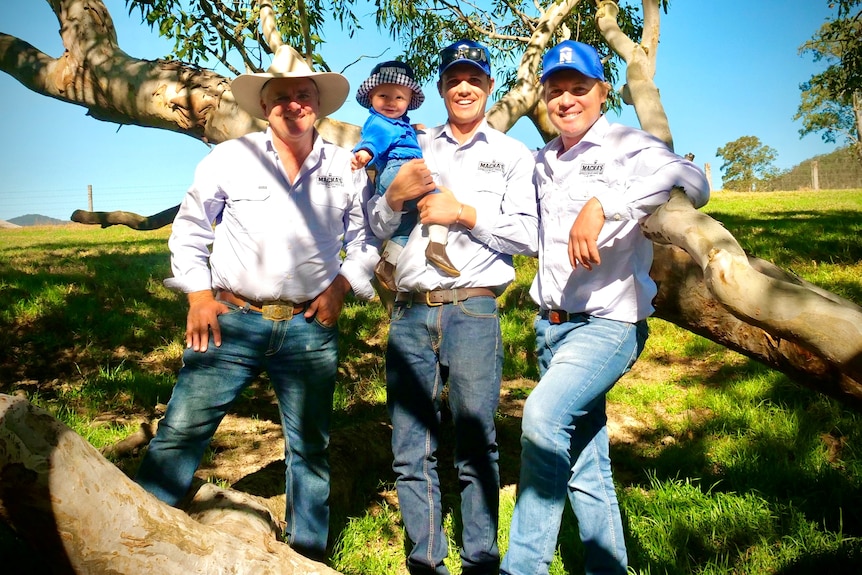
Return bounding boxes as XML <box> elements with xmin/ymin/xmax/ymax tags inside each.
<box><xmin>500</xmin><ymin>41</ymin><xmax>709</xmax><ymax>575</ymax></box>
<box><xmin>368</xmin><ymin>39</ymin><xmax>538</xmax><ymax>575</ymax></box>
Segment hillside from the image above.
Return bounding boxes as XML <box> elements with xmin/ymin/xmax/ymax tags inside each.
<box><xmin>8</xmin><ymin>214</ymin><xmax>71</xmax><ymax>227</ymax></box>
<box><xmin>769</xmin><ymin>145</ymin><xmax>862</xmax><ymax>190</ymax></box>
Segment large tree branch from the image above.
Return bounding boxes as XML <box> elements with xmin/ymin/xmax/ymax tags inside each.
<box><xmin>0</xmin><ymin>0</ymin><xmax>261</xmax><ymax>145</ymax></box>
<box><xmin>487</xmin><ymin>0</ymin><xmax>585</xmax><ymax>134</ymax></box>
<box><xmin>595</xmin><ymin>0</ymin><xmax>673</xmax><ymax>149</ymax></box>
<box><xmin>644</xmin><ymin>189</ymin><xmax>862</xmax><ymax>407</ymax></box>
<box><xmin>0</xmin><ymin>393</ymin><xmax>345</xmax><ymax>574</ymax></box>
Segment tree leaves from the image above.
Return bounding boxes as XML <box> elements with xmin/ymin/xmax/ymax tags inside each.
<box><xmin>716</xmin><ymin>136</ymin><xmax>779</xmax><ymax>192</ymax></box>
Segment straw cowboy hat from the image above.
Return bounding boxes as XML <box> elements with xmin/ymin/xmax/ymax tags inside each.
<box><xmin>230</xmin><ymin>45</ymin><xmax>350</xmax><ymax>120</ymax></box>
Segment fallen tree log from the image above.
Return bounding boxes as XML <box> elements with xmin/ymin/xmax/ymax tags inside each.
<box><xmin>70</xmin><ymin>205</ymin><xmax>181</xmax><ymax>229</ymax></box>
<box><xmin>0</xmin><ymin>393</ymin><xmax>344</xmax><ymax>575</ymax></box>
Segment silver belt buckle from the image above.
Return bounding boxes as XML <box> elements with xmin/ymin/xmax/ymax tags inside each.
<box><xmin>262</xmin><ymin>303</ymin><xmax>294</xmax><ymax>321</ymax></box>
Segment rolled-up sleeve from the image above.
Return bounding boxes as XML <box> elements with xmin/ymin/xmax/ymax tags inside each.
<box><xmin>341</xmin><ymin>169</ymin><xmax>383</xmax><ymax>300</ymax></box>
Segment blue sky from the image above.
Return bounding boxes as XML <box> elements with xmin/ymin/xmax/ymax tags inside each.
<box><xmin>0</xmin><ymin>1</ymin><xmax>842</xmax><ymax>222</ymax></box>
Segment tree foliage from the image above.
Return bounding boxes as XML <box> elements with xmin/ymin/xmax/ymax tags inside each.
<box><xmin>716</xmin><ymin>136</ymin><xmax>779</xmax><ymax>192</ymax></box>
<box><xmin>125</xmin><ymin>0</ymin><xmax>651</xmax><ymax>131</ymax></box>
<box><xmin>795</xmin><ymin>0</ymin><xmax>862</xmax><ymax>161</ymax></box>
<box><xmin>128</xmin><ymin>0</ymin><xmax>644</xmax><ymax>86</ymax></box>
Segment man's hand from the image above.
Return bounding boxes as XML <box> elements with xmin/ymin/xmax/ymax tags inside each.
<box><xmin>185</xmin><ymin>290</ymin><xmax>228</xmax><ymax>352</ymax></box>
<box><xmin>418</xmin><ymin>186</ymin><xmax>474</xmax><ymax>228</ymax></box>
<box><xmin>305</xmin><ymin>275</ymin><xmax>351</xmax><ymax>327</ymax></box>
<box><xmin>385</xmin><ymin>159</ymin><xmax>436</xmax><ymax>211</ymax></box>
<box><xmin>568</xmin><ymin>197</ymin><xmax>605</xmax><ymax>271</ymax></box>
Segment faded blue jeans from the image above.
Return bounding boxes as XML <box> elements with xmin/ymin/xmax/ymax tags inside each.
<box><xmin>501</xmin><ymin>314</ymin><xmax>647</xmax><ymax>575</ymax></box>
<box><xmin>386</xmin><ymin>295</ymin><xmax>503</xmax><ymax>575</ymax></box>
<box><xmin>135</xmin><ymin>302</ymin><xmax>338</xmax><ymax>559</ymax></box>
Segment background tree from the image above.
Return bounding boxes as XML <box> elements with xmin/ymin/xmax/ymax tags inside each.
<box><xmin>716</xmin><ymin>135</ymin><xmax>780</xmax><ymax>192</ymax></box>
<box><xmin>795</xmin><ymin>0</ymin><xmax>862</xmax><ymax>162</ymax></box>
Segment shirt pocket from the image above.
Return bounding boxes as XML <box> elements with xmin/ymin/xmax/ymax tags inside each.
<box><xmin>464</xmin><ymin>171</ymin><xmax>507</xmax><ymax>213</ymax></box>
<box><xmin>307</xmin><ymin>186</ymin><xmax>350</xmax><ymax>238</ymax></box>
<box><xmin>223</xmin><ymin>184</ymin><xmax>273</xmax><ymax>231</ymax></box>
<box><xmin>567</xmin><ymin>174</ymin><xmax>607</xmax><ymax>201</ymax></box>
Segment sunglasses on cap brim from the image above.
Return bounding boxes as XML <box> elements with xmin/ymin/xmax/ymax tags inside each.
<box><xmin>439</xmin><ymin>46</ymin><xmax>489</xmax><ymax>68</ymax></box>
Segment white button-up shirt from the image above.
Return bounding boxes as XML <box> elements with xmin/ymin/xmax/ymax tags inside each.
<box><xmin>368</xmin><ymin>119</ymin><xmax>538</xmax><ymax>293</ymax></box>
<box><xmin>531</xmin><ymin>115</ymin><xmax>710</xmax><ymax>322</ymax></box>
<box><xmin>165</xmin><ymin>129</ymin><xmax>380</xmax><ymax>302</ymax></box>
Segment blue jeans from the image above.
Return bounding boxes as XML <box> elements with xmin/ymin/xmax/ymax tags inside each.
<box><xmin>500</xmin><ymin>314</ymin><xmax>647</xmax><ymax>575</ymax></box>
<box><xmin>135</xmin><ymin>303</ymin><xmax>338</xmax><ymax>559</ymax></box>
<box><xmin>377</xmin><ymin>159</ymin><xmax>435</xmax><ymax>247</ymax></box>
<box><xmin>387</xmin><ymin>296</ymin><xmax>503</xmax><ymax>575</ymax></box>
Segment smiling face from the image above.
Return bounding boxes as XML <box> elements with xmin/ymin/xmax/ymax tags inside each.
<box><xmin>438</xmin><ymin>63</ymin><xmax>494</xmax><ymax>141</ymax></box>
<box><xmin>260</xmin><ymin>77</ymin><xmax>319</xmax><ymax>146</ymax></box>
<box><xmin>369</xmin><ymin>83</ymin><xmax>413</xmax><ymax>119</ymax></box>
<box><xmin>543</xmin><ymin>69</ymin><xmax>610</xmax><ymax>150</ymax></box>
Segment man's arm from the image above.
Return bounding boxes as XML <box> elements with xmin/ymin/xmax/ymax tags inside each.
<box><xmin>367</xmin><ymin>158</ymin><xmax>436</xmax><ymax>239</ymax></box>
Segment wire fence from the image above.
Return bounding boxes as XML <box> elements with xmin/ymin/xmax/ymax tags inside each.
<box><xmin>767</xmin><ymin>160</ymin><xmax>862</xmax><ymax>191</ymax></box>
<box><xmin>0</xmin><ymin>184</ymin><xmax>187</xmax><ymax>224</ymax></box>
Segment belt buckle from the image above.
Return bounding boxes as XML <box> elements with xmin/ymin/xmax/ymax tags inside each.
<box><xmin>548</xmin><ymin>309</ymin><xmax>568</xmax><ymax>324</ymax></box>
<box><xmin>262</xmin><ymin>303</ymin><xmax>294</xmax><ymax>321</ymax></box>
<box><xmin>424</xmin><ymin>291</ymin><xmax>443</xmax><ymax>307</ymax></box>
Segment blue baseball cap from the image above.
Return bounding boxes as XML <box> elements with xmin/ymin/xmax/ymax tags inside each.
<box><xmin>438</xmin><ymin>39</ymin><xmax>492</xmax><ymax>77</ymax></box>
<box><xmin>540</xmin><ymin>41</ymin><xmax>605</xmax><ymax>84</ymax></box>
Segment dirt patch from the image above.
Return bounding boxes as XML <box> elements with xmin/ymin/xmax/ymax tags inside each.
<box><xmin>106</xmin><ymin>349</ymin><xmax>729</xmax><ymax>526</ymax></box>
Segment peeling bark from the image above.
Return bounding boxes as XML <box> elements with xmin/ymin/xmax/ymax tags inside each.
<box><xmin>0</xmin><ymin>394</ymin><xmax>344</xmax><ymax>575</ymax></box>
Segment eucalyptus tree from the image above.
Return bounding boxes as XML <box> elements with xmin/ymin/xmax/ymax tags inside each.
<box><xmin>1</xmin><ymin>3</ymin><xmax>862</xmax><ymax>570</ymax></box>
<box><xmin>1</xmin><ymin>0</ymin><xmax>860</xmax><ymax>428</ymax></box>
<box><xmin>795</xmin><ymin>0</ymin><xmax>862</xmax><ymax>162</ymax></box>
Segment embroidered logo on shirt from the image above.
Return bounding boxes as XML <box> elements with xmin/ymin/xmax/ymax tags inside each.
<box><xmin>317</xmin><ymin>174</ymin><xmax>345</xmax><ymax>187</ymax></box>
<box><xmin>579</xmin><ymin>161</ymin><xmax>604</xmax><ymax>176</ymax></box>
<box><xmin>478</xmin><ymin>160</ymin><xmax>505</xmax><ymax>174</ymax></box>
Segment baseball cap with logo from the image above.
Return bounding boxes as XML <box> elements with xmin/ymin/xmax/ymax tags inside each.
<box><xmin>540</xmin><ymin>40</ymin><xmax>605</xmax><ymax>84</ymax></box>
<box><xmin>438</xmin><ymin>39</ymin><xmax>492</xmax><ymax>77</ymax></box>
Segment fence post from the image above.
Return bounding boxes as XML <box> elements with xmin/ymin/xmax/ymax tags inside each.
<box><xmin>811</xmin><ymin>161</ymin><xmax>820</xmax><ymax>191</ymax></box>
<box><xmin>88</xmin><ymin>185</ymin><xmax>93</xmax><ymax>211</ymax></box>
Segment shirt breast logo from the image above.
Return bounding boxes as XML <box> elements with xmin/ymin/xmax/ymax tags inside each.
<box><xmin>478</xmin><ymin>160</ymin><xmax>505</xmax><ymax>174</ymax></box>
<box><xmin>579</xmin><ymin>161</ymin><xmax>604</xmax><ymax>176</ymax></box>
<box><xmin>317</xmin><ymin>174</ymin><xmax>344</xmax><ymax>188</ymax></box>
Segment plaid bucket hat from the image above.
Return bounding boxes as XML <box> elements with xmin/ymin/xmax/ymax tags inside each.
<box><xmin>356</xmin><ymin>60</ymin><xmax>425</xmax><ymax>111</ymax></box>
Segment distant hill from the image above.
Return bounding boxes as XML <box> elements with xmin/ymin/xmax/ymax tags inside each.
<box><xmin>0</xmin><ymin>220</ymin><xmax>22</xmax><ymax>229</ymax></box>
<box><xmin>7</xmin><ymin>214</ymin><xmax>72</xmax><ymax>227</ymax></box>
<box><xmin>769</xmin><ymin>146</ymin><xmax>862</xmax><ymax>191</ymax></box>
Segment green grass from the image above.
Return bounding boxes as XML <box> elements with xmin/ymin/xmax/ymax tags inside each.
<box><xmin>2</xmin><ymin>189</ymin><xmax>862</xmax><ymax>573</ymax></box>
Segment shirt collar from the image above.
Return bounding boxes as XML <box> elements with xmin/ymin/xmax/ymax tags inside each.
<box><xmin>437</xmin><ymin>117</ymin><xmax>491</xmax><ymax>147</ymax></box>
<box><xmin>547</xmin><ymin>115</ymin><xmax>609</xmax><ymax>161</ymax></box>
<box><xmin>264</xmin><ymin>127</ymin><xmax>325</xmax><ymax>159</ymax></box>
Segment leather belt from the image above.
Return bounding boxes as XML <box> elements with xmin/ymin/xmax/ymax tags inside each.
<box><xmin>395</xmin><ymin>287</ymin><xmax>496</xmax><ymax>306</ymax></box>
<box><xmin>215</xmin><ymin>290</ymin><xmax>308</xmax><ymax>321</ymax></box>
<box><xmin>541</xmin><ymin>309</ymin><xmax>572</xmax><ymax>324</ymax></box>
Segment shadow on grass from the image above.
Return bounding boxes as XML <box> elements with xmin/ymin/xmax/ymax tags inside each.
<box><xmin>708</xmin><ymin>208</ymin><xmax>862</xmax><ymax>302</ymax></box>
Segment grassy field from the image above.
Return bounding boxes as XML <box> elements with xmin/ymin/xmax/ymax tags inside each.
<box><xmin>1</xmin><ymin>189</ymin><xmax>861</xmax><ymax>574</ymax></box>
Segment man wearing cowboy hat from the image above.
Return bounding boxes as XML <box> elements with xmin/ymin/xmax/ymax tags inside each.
<box><xmin>135</xmin><ymin>45</ymin><xmax>379</xmax><ymax>561</ymax></box>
